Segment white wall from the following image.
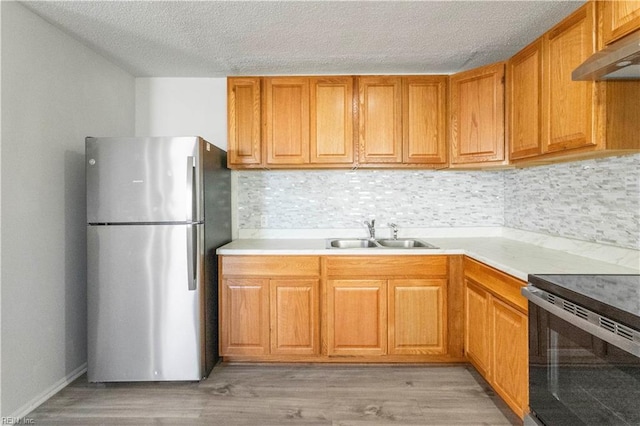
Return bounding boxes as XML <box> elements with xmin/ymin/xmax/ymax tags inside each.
<box><xmin>0</xmin><ymin>1</ymin><xmax>3</xmax><ymax>416</ymax></box>
<box><xmin>135</xmin><ymin>78</ymin><xmax>227</xmax><ymax>150</ymax></box>
<box><xmin>1</xmin><ymin>2</ymin><xmax>135</xmax><ymax>417</ymax></box>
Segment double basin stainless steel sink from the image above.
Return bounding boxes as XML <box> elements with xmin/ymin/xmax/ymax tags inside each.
<box><xmin>326</xmin><ymin>238</ymin><xmax>438</xmax><ymax>249</ymax></box>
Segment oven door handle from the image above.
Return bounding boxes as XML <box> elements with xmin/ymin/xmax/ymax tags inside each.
<box><xmin>522</xmin><ymin>286</ymin><xmax>640</xmax><ymax>357</ymax></box>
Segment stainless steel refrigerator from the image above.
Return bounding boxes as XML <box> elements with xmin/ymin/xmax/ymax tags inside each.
<box><xmin>86</xmin><ymin>136</ymin><xmax>231</xmax><ymax>382</ymax></box>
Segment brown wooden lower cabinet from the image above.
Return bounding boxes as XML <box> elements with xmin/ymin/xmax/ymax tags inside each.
<box><xmin>491</xmin><ymin>296</ymin><xmax>528</xmax><ymax>416</ymax></box>
<box><xmin>220</xmin><ymin>278</ymin><xmax>270</xmax><ymax>356</ymax></box>
<box><xmin>327</xmin><ymin>279</ymin><xmax>388</xmax><ymax>356</ymax></box>
<box><xmin>388</xmin><ymin>279</ymin><xmax>447</xmax><ymax>355</ymax></box>
<box><xmin>464</xmin><ymin>257</ymin><xmax>529</xmax><ymax>419</ymax></box>
<box><xmin>219</xmin><ymin>256</ymin><xmax>321</xmax><ymax>358</ymax></box>
<box><xmin>464</xmin><ymin>280</ymin><xmax>491</xmax><ymax>376</ymax></box>
<box><xmin>220</xmin><ymin>254</ymin><xmax>462</xmax><ymax>362</ymax></box>
<box><xmin>270</xmin><ymin>279</ymin><xmax>319</xmax><ymax>355</ymax></box>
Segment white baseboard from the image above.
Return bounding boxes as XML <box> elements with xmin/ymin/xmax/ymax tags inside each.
<box><xmin>11</xmin><ymin>363</ymin><xmax>87</xmax><ymax>420</ymax></box>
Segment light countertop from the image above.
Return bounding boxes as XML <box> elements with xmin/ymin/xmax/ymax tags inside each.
<box><xmin>217</xmin><ymin>237</ymin><xmax>639</xmax><ymax>282</ymax></box>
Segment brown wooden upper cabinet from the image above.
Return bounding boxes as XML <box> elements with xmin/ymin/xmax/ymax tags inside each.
<box><xmin>265</xmin><ymin>77</ymin><xmax>310</xmax><ymax>165</ymax></box>
<box><xmin>507</xmin><ymin>39</ymin><xmax>542</xmax><ymax>161</ymax></box>
<box><xmin>227</xmin><ymin>77</ymin><xmax>262</xmax><ymax>166</ymax></box>
<box><xmin>358</xmin><ymin>76</ymin><xmax>448</xmax><ymax>167</ymax></box>
<box><xmin>358</xmin><ymin>76</ymin><xmax>402</xmax><ymax>164</ymax></box>
<box><xmin>309</xmin><ymin>77</ymin><xmax>355</xmax><ymax>165</ymax></box>
<box><xmin>403</xmin><ymin>77</ymin><xmax>448</xmax><ymax>165</ymax></box>
<box><xmin>601</xmin><ymin>0</ymin><xmax>640</xmax><ymax>45</ymax></box>
<box><xmin>264</xmin><ymin>77</ymin><xmax>356</xmax><ymax>167</ymax></box>
<box><xmin>227</xmin><ymin>76</ymin><xmax>355</xmax><ymax>168</ymax></box>
<box><xmin>449</xmin><ymin>62</ymin><xmax>506</xmax><ymax>168</ymax></box>
<box><xmin>542</xmin><ymin>4</ymin><xmax>597</xmax><ymax>154</ymax></box>
<box><xmin>507</xmin><ymin>3</ymin><xmax>640</xmax><ymax>165</ymax></box>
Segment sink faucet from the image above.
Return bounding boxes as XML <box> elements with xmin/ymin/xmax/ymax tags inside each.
<box><xmin>364</xmin><ymin>219</ymin><xmax>376</xmax><ymax>240</ymax></box>
<box><xmin>388</xmin><ymin>223</ymin><xmax>398</xmax><ymax>240</ymax></box>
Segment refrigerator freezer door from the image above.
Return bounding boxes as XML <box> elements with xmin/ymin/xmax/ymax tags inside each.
<box><xmin>86</xmin><ymin>137</ymin><xmax>202</xmax><ymax>224</ymax></box>
<box><xmin>88</xmin><ymin>223</ymin><xmax>203</xmax><ymax>382</ymax></box>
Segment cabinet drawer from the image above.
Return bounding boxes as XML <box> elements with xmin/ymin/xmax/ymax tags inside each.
<box><xmin>464</xmin><ymin>257</ymin><xmax>527</xmax><ymax>312</ymax></box>
<box><xmin>221</xmin><ymin>256</ymin><xmax>320</xmax><ymax>277</ymax></box>
<box><xmin>325</xmin><ymin>256</ymin><xmax>447</xmax><ymax>277</ymax></box>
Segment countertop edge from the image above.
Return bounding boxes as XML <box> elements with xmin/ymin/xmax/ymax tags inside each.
<box><xmin>217</xmin><ymin>238</ymin><xmax>640</xmax><ymax>282</ymax></box>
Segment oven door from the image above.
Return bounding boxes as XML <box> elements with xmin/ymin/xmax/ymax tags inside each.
<box><xmin>523</xmin><ymin>287</ymin><xmax>640</xmax><ymax>426</ymax></box>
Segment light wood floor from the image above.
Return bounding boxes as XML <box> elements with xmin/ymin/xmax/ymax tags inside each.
<box><xmin>28</xmin><ymin>363</ymin><xmax>521</xmax><ymax>425</ymax></box>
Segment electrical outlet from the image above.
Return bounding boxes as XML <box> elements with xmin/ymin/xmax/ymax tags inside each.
<box><xmin>260</xmin><ymin>215</ymin><xmax>268</xmax><ymax>227</ymax></box>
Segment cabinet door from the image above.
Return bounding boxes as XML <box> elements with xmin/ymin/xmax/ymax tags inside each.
<box><xmin>227</xmin><ymin>77</ymin><xmax>261</xmax><ymax>166</ymax></box>
<box><xmin>310</xmin><ymin>77</ymin><xmax>354</xmax><ymax>164</ymax></box>
<box><xmin>464</xmin><ymin>280</ymin><xmax>491</xmax><ymax>378</ymax></box>
<box><xmin>265</xmin><ymin>77</ymin><xmax>310</xmax><ymax>165</ymax></box>
<box><xmin>602</xmin><ymin>0</ymin><xmax>640</xmax><ymax>45</ymax></box>
<box><xmin>403</xmin><ymin>77</ymin><xmax>448</xmax><ymax>164</ymax></box>
<box><xmin>388</xmin><ymin>279</ymin><xmax>446</xmax><ymax>355</ymax></box>
<box><xmin>358</xmin><ymin>76</ymin><xmax>402</xmax><ymax>163</ymax></box>
<box><xmin>491</xmin><ymin>297</ymin><xmax>529</xmax><ymax>419</ymax></box>
<box><xmin>220</xmin><ymin>278</ymin><xmax>269</xmax><ymax>356</ymax></box>
<box><xmin>450</xmin><ymin>62</ymin><xmax>505</xmax><ymax>165</ymax></box>
<box><xmin>327</xmin><ymin>280</ymin><xmax>387</xmax><ymax>356</ymax></box>
<box><xmin>269</xmin><ymin>279</ymin><xmax>319</xmax><ymax>355</ymax></box>
<box><xmin>507</xmin><ymin>39</ymin><xmax>542</xmax><ymax>160</ymax></box>
<box><xmin>542</xmin><ymin>4</ymin><xmax>597</xmax><ymax>154</ymax></box>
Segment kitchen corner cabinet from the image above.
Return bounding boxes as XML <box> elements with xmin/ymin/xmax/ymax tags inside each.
<box><xmin>463</xmin><ymin>257</ymin><xmax>528</xmax><ymax>419</ymax></box>
<box><xmin>358</xmin><ymin>76</ymin><xmax>448</xmax><ymax>167</ymax></box>
<box><xmin>227</xmin><ymin>77</ymin><xmax>262</xmax><ymax>166</ymax></box>
<box><xmin>449</xmin><ymin>62</ymin><xmax>507</xmax><ymax>168</ymax></box>
<box><xmin>601</xmin><ymin>0</ymin><xmax>640</xmax><ymax>45</ymax></box>
<box><xmin>219</xmin><ymin>256</ymin><xmax>320</xmax><ymax>357</ymax></box>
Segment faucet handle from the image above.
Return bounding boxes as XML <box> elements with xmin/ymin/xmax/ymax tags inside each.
<box><xmin>364</xmin><ymin>219</ymin><xmax>376</xmax><ymax>239</ymax></box>
<box><xmin>387</xmin><ymin>223</ymin><xmax>398</xmax><ymax>240</ymax></box>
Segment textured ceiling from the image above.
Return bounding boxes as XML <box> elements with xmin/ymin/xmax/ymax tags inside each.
<box><xmin>21</xmin><ymin>0</ymin><xmax>585</xmax><ymax>77</ymax></box>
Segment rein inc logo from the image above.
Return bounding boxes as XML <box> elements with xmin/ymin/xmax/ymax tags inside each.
<box><xmin>1</xmin><ymin>418</ymin><xmax>34</xmax><ymax>425</ymax></box>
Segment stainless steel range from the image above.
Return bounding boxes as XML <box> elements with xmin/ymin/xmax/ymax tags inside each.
<box><xmin>522</xmin><ymin>274</ymin><xmax>640</xmax><ymax>426</ymax></box>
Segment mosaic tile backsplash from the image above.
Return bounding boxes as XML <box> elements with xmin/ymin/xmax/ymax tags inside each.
<box><xmin>237</xmin><ymin>170</ymin><xmax>505</xmax><ymax>229</ymax></box>
<box><xmin>504</xmin><ymin>154</ymin><xmax>640</xmax><ymax>250</ymax></box>
<box><xmin>236</xmin><ymin>154</ymin><xmax>640</xmax><ymax>250</ymax></box>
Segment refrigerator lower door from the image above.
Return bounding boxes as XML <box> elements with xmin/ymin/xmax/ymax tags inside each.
<box><xmin>88</xmin><ymin>223</ymin><xmax>203</xmax><ymax>382</ymax></box>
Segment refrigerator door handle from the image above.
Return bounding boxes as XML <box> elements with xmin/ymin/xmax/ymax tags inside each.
<box><xmin>186</xmin><ymin>156</ymin><xmax>196</xmax><ymax>222</ymax></box>
<box><xmin>186</xmin><ymin>225</ymin><xmax>197</xmax><ymax>291</ymax></box>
